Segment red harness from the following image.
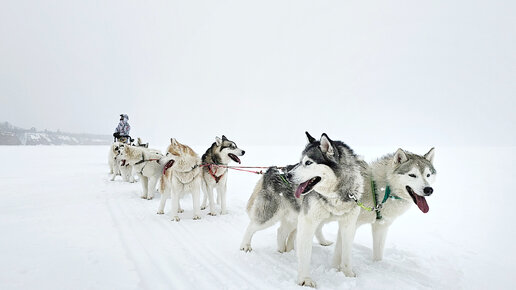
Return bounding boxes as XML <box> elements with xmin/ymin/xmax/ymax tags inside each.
<box><xmin>207</xmin><ymin>164</ymin><xmax>224</xmax><ymax>183</ymax></box>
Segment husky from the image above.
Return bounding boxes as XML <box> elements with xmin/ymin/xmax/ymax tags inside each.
<box><xmin>200</xmin><ymin>135</ymin><xmax>245</xmax><ymax>216</ymax></box>
<box><xmin>108</xmin><ymin>142</ymin><xmax>122</xmax><ymax>175</ymax></box>
<box><xmin>158</xmin><ymin>138</ymin><xmax>202</xmax><ymax>221</ymax></box>
<box><xmin>241</xmin><ymin>132</ymin><xmax>364</xmax><ymax>287</ymax></box>
<box><xmin>240</xmin><ymin>164</ymin><xmax>333</xmax><ymax>253</ymax></box>
<box><xmin>116</xmin><ymin>151</ymin><xmax>136</xmax><ymax>183</ymax></box>
<box><xmin>108</xmin><ymin>143</ymin><xmax>135</xmax><ymax>182</ymax></box>
<box><xmin>355</xmin><ymin>148</ymin><xmax>436</xmax><ymax>261</ymax></box>
<box><xmin>119</xmin><ymin>145</ymin><xmax>165</xmax><ymax>199</ymax></box>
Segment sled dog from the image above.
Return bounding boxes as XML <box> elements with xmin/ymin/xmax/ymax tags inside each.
<box><xmin>108</xmin><ymin>142</ymin><xmax>122</xmax><ymax>175</ymax></box>
<box><xmin>109</xmin><ymin>143</ymin><xmax>134</xmax><ymax>182</ymax></box>
<box><xmin>241</xmin><ymin>132</ymin><xmax>364</xmax><ymax>287</ymax></box>
<box><xmin>355</xmin><ymin>148</ymin><xmax>436</xmax><ymax>261</ymax></box>
<box><xmin>119</xmin><ymin>145</ymin><xmax>165</xmax><ymax>199</ymax></box>
<box><xmin>200</xmin><ymin>135</ymin><xmax>245</xmax><ymax>215</ymax></box>
<box><xmin>158</xmin><ymin>138</ymin><xmax>202</xmax><ymax>221</ymax></box>
<box><xmin>239</xmin><ymin>164</ymin><xmax>332</xmax><ymax>252</ymax></box>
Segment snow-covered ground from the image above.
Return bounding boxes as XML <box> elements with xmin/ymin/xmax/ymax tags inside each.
<box><xmin>0</xmin><ymin>145</ymin><xmax>514</xmax><ymax>290</ymax></box>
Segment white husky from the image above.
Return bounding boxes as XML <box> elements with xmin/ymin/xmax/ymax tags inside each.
<box><xmin>108</xmin><ymin>142</ymin><xmax>122</xmax><ymax>175</ymax></box>
<box><xmin>355</xmin><ymin>148</ymin><xmax>436</xmax><ymax>261</ymax></box>
<box><xmin>158</xmin><ymin>138</ymin><xmax>202</xmax><ymax>221</ymax></box>
<box><xmin>119</xmin><ymin>145</ymin><xmax>165</xmax><ymax>199</ymax></box>
<box><xmin>108</xmin><ymin>142</ymin><xmax>134</xmax><ymax>182</ymax></box>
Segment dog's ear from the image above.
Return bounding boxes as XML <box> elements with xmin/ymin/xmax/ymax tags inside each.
<box><xmin>424</xmin><ymin>147</ymin><xmax>435</xmax><ymax>164</ymax></box>
<box><xmin>393</xmin><ymin>148</ymin><xmax>408</xmax><ymax>165</ymax></box>
<box><xmin>319</xmin><ymin>133</ymin><xmax>335</xmax><ymax>156</ymax></box>
<box><xmin>170</xmin><ymin>138</ymin><xmax>178</xmax><ymax>146</ymax></box>
<box><xmin>305</xmin><ymin>131</ymin><xmax>316</xmax><ymax>143</ymax></box>
<box><xmin>222</xmin><ymin>135</ymin><xmax>228</xmax><ymax>141</ymax></box>
<box><xmin>216</xmin><ymin>136</ymin><xmax>222</xmax><ymax>146</ymax></box>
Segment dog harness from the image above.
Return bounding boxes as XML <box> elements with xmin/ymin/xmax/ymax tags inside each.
<box><xmin>349</xmin><ymin>179</ymin><xmax>401</xmax><ymax>220</ymax></box>
<box><xmin>206</xmin><ymin>164</ymin><xmax>225</xmax><ymax>183</ymax></box>
<box><xmin>134</xmin><ymin>152</ymin><xmax>161</xmax><ymax>175</ymax></box>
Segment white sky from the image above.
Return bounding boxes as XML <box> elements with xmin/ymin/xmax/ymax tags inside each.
<box><xmin>1</xmin><ymin>0</ymin><xmax>515</xmax><ymax>146</ymax></box>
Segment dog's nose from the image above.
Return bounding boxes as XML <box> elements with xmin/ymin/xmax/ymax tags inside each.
<box><xmin>241</xmin><ymin>150</ymin><xmax>245</xmax><ymax>155</ymax></box>
<box><xmin>423</xmin><ymin>187</ymin><xmax>433</xmax><ymax>196</ymax></box>
<box><xmin>286</xmin><ymin>173</ymin><xmax>292</xmax><ymax>180</ymax></box>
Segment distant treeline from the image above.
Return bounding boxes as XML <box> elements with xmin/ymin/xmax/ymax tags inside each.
<box><xmin>0</xmin><ymin>122</ymin><xmax>111</xmax><ymax>145</ymax></box>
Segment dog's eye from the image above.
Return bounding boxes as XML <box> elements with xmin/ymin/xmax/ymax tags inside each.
<box><xmin>305</xmin><ymin>160</ymin><xmax>312</xmax><ymax>166</ymax></box>
<box><xmin>427</xmin><ymin>174</ymin><xmax>430</xmax><ymax>177</ymax></box>
<box><xmin>409</xmin><ymin>174</ymin><xmax>417</xmax><ymax>178</ymax></box>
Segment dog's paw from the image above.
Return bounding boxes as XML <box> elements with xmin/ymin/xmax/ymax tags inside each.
<box><xmin>207</xmin><ymin>212</ymin><xmax>217</xmax><ymax>216</ymax></box>
<box><xmin>157</xmin><ymin>210</ymin><xmax>164</xmax><ymax>215</ymax></box>
<box><xmin>220</xmin><ymin>210</ymin><xmax>228</xmax><ymax>215</ymax></box>
<box><xmin>344</xmin><ymin>270</ymin><xmax>356</xmax><ymax>277</ymax></box>
<box><xmin>240</xmin><ymin>245</ymin><xmax>252</xmax><ymax>252</ymax></box>
<box><xmin>319</xmin><ymin>240</ymin><xmax>333</xmax><ymax>247</ymax></box>
<box><xmin>200</xmin><ymin>206</ymin><xmax>207</xmax><ymax>210</ymax></box>
<box><xmin>178</xmin><ymin>209</ymin><xmax>184</xmax><ymax>213</ymax></box>
<box><xmin>146</xmin><ymin>196</ymin><xmax>153</xmax><ymax>200</ymax></box>
<box><xmin>298</xmin><ymin>278</ymin><xmax>316</xmax><ymax>288</ymax></box>
<box><xmin>193</xmin><ymin>215</ymin><xmax>201</xmax><ymax>220</ymax></box>
<box><xmin>338</xmin><ymin>266</ymin><xmax>356</xmax><ymax>278</ymax></box>
<box><xmin>141</xmin><ymin>195</ymin><xmax>147</xmax><ymax>199</ymax></box>
<box><xmin>172</xmin><ymin>216</ymin><xmax>180</xmax><ymax>222</ymax></box>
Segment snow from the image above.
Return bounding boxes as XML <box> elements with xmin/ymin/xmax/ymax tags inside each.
<box><xmin>0</xmin><ymin>145</ymin><xmax>514</xmax><ymax>289</ymax></box>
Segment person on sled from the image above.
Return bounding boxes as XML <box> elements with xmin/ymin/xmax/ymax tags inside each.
<box><xmin>113</xmin><ymin>114</ymin><xmax>132</xmax><ymax>143</ymax></box>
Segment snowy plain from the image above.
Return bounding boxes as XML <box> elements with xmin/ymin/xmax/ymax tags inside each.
<box><xmin>0</xmin><ymin>145</ymin><xmax>514</xmax><ymax>290</ymax></box>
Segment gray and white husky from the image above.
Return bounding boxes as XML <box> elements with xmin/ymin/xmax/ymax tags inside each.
<box><xmin>200</xmin><ymin>135</ymin><xmax>245</xmax><ymax>216</ymax></box>
<box><xmin>355</xmin><ymin>148</ymin><xmax>436</xmax><ymax>261</ymax></box>
<box><xmin>241</xmin><ymin>132</ymin><xmax>364</xmax><ymax>287</ymax></box>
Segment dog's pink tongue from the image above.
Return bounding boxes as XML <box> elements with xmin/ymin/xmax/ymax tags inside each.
<box><xmin>414</xmin><ymin>195</ymin><xmax>429</xmax><ymax>213</ymax></box>
<box><xmin>229</xmin><ymin>153</ymin><xmax>241</xmax><ymax>164</ymax></box>
<box><xmin>295</xmin><ymin>181</ymin><xmax>310</xmax><ymax>198</ymax></box>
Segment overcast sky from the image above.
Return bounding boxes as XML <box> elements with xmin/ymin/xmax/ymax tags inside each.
<box><xmin>1</xmin><ymin>0</ymin><xmax>514</xmax><ymax>147</ymax></box>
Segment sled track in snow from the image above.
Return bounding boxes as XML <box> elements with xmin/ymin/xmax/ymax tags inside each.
<box><xmin>105</xmin><ymin>185</ymin><xmax>278</xmax><ymax>290</ymax></box>
<box><xmin>106</xmin><ymin>188</ymin><xmax>185</xmax><ymax>289</ymax></box>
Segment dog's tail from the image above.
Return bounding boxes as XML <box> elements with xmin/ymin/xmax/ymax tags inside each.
<box><xmin>246</xmin><ymin>177</ymin><xmax>263</xmax><ymax>215</ymax></box>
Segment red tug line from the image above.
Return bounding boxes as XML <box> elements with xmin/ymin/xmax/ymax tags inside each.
<box><xmin>199</xmin><ymin>164</ymin><xmax>280</xmax><ymax>175</ymax></box>
<box><xmin>161</xmin><ymin>161</ymin><xmax>284</xmax><ymax>176</ymax></box>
